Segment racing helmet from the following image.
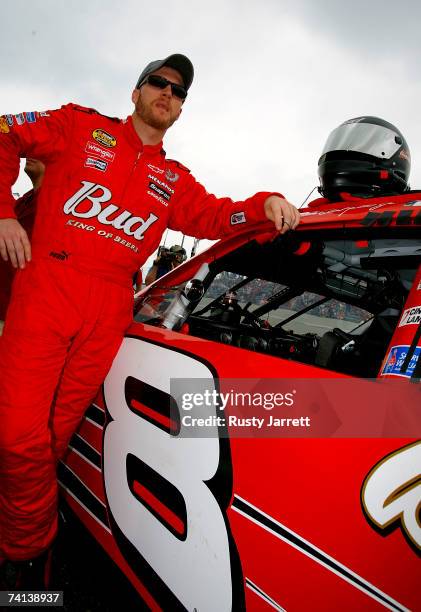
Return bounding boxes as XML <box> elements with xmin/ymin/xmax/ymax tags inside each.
<box><xmin>318</xmin><ymin>116</ymin><xmax>411</xmax><ymax>199</ymax></box>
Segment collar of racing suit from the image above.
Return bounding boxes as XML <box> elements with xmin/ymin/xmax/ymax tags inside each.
<box><xmin>122</xmin><ymin>115</ymin><xmax>166</xmax><ymax>159</ymax></box>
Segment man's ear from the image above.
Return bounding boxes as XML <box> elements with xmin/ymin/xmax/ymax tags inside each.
<box><xmin>131</xmin><ymin>89</ymin><xmax>140</xmax><ymax>104</ymax></box>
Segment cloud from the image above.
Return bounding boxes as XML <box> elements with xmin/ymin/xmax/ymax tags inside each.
<box><xmin>290</xmin><ymin>0</ymin><xmax>421</xmax><ymax>68</ymax></box>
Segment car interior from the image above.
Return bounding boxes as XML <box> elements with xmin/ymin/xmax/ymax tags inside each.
<box><xmin>135</xmin><ymin>229</ymin><xmax>421</xmax><ymax>378</ymax></box>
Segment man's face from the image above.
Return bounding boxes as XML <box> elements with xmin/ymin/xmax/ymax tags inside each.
<box><xmin>173</xmin><ymin>252</ymin><xmax>185</xmax><ymax>266</ymax></box>
<box><xmin>132</xmin><ymin>66</ymin><xmax>184</xmax><ymax>131</ymax></box>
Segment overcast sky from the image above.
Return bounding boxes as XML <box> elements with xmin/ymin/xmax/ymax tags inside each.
<box><xmin>2</xmin><ymin>0</ymin><xmax>421</xmax><ymax>272</ymax></box>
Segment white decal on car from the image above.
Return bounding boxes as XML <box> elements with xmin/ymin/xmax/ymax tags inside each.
<box><xmin>103</xmin><ymin>337</ymin><xmax>233</xmax><ymax>611</ymax></box>
<box><xmin>362</xmin><ymin>441</ymin><xmax>421</xmax><ymax>550</ymax></box>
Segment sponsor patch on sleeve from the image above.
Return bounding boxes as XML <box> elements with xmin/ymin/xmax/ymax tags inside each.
<box><xmin>0</xmin><ymin>116</ymin><xmax>10</xmax><ymax>133</ymax></box>
<box><xmin>84</xmin><ymin>157</ymin><xmax>108</xmax><ymax>172</ymax></box>
<box><xmin>25</xmin><ymin>111</ymin><xmax>36</xmax><ymax>123</ymax></box>
<box><xmin>230</xmin><ymin>211</ymin><xmax>246</xmax><ymax>225</ymax></box>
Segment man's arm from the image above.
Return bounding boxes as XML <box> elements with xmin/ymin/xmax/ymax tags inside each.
<box><xmin>145</xmin><ymin>265</ymin><xmax>159</xmax><ymax>285</ymax></box>
<box><xmin>0</xmin><ymin>107</ymin><xmax>72</xmax><ymax>267</ymax></box>
<box><xmin>167</xmin><ymin>171</ymin><xmax>300</xmax><ymax>239</ymax></box>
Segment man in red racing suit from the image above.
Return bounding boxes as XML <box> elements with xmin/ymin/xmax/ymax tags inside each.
<box><xmin>0</xmin><ymin>53</ymin><xmax>300</xmax><ymax>581</ymax></box>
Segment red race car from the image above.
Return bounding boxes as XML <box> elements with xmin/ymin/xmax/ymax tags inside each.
<box><xmin>59</xmin><ymin>193</ymin><xmax>421</xmax><ymax>611</ymax></box>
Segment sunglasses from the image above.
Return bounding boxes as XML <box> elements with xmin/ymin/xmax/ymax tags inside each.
<box><xmin>140</xmin><ymin>74</ymin><xmax>187</xmax><ymax>100</ymax></box>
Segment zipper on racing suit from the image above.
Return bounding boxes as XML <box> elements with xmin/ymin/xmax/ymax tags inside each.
<box><xmin>120</xmin><ymin>151</ymin><xmax>143</xmax><ymax>206</ymax></box>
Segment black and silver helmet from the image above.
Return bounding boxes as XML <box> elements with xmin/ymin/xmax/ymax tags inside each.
<box><xmin>318</xmin><ymin>116</ymin><xmax>411</xmax><ymax>199</ymax></box>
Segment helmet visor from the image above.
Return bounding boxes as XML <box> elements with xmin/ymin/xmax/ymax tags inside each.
<box><xmin>321</xmin><ymin>123</ymin><xmax>401</xmax><ymax>159</ymax></box>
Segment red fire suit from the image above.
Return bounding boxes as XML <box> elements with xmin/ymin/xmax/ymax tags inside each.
<box><xmin>0</xmin><ymin>188</ymin><xmax>37</xmax><ymax>320</ymax></box>
<box><xmin>0</xmin><ymin>104</ymin><xmax>279</xmax><ymax>560</ymax></box>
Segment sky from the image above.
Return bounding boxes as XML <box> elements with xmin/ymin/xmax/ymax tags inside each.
<box><xmin>2</xmin><ymin>0</ymin><xmax>421</xmax><ymax>273</ymax></box>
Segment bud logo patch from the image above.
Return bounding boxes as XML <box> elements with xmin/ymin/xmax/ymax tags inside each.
<box><xmin>92</xmin><ymin>128</ymin><xmax>117</xmax><ymax>148</ymax></box>
<box><xmin>64</xmin><ymin>181</ymin><xmax>158</xmax><ymax>241</ymax></box>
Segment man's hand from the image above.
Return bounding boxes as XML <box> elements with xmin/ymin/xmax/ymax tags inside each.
<box><xmin>0</xmin><ymin>218</ymin><xmax>31</xmax><ymax>269</ymax></box>
<box><xmin>264</xmin><ymin>195</ymin><xmax>300</xmax><ymax>234</ymax></box>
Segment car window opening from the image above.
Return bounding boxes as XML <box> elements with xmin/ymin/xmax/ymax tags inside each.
<box><xmin>134</xmin><ymin>231</ymin><xmax>421</xmax><ymax>378</ymax></box>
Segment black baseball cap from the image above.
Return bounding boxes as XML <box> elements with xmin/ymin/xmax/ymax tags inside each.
<box><xmin>135</xmin><ymin>54</ymin><xmax>194</xmax><ymax>91</ymax></box>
